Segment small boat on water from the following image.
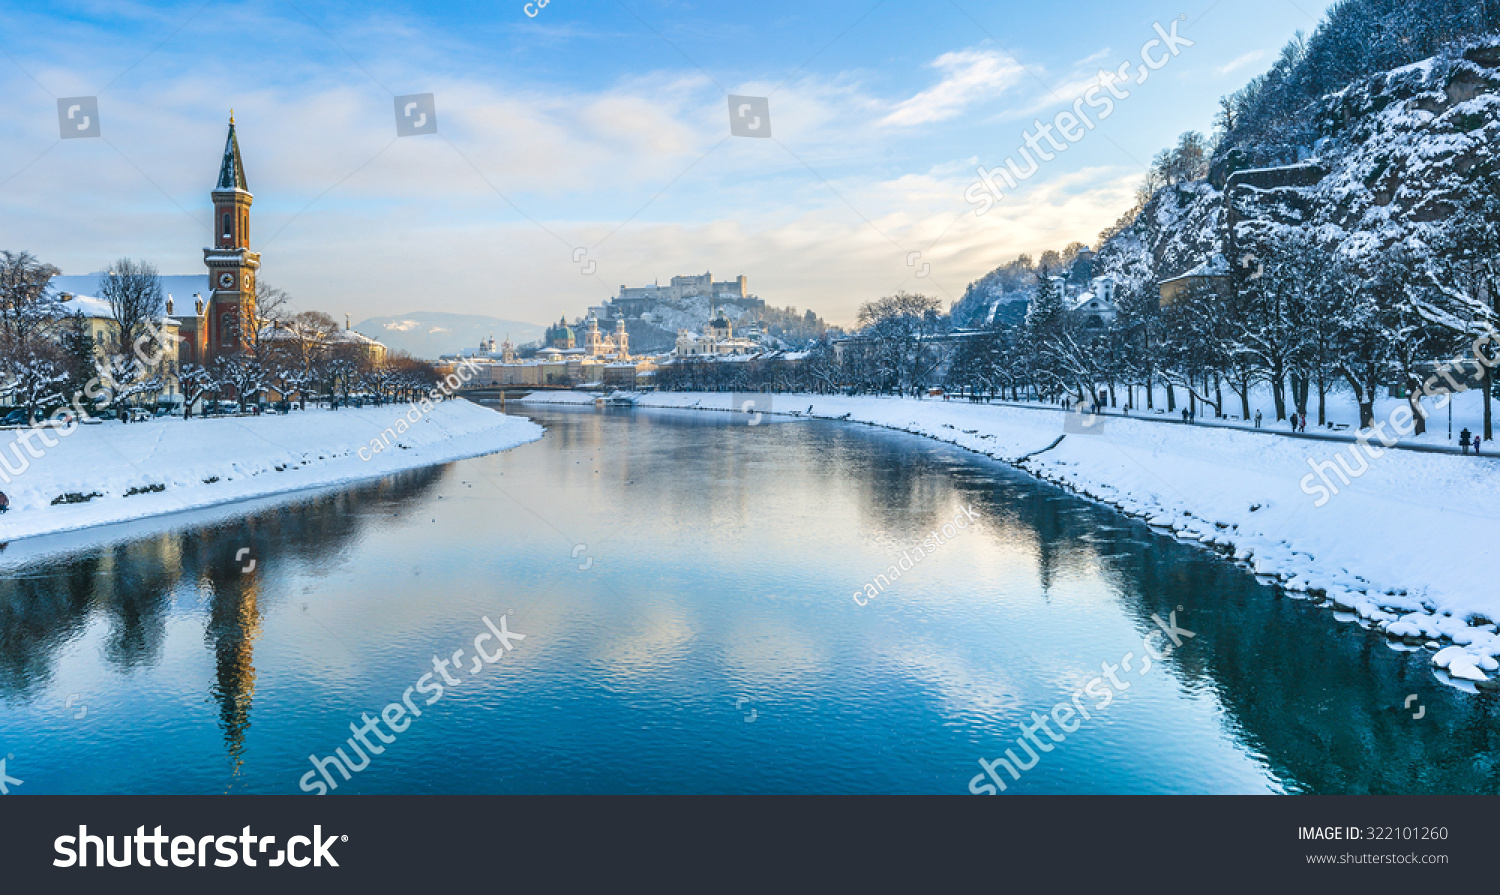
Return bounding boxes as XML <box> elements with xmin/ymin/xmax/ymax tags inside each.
<box><xmin>597</xmin><ymin>391</ymin><xmax>638</xmax><ymax>407</ymax></box>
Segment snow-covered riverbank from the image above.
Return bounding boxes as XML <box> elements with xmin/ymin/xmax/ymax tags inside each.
<box><xmin>0</xmin><ymin>400</ymin><xmax>541</xmax><ymax>543</ymax></box>
<box><xmin>521</xmin><ymin>390</ymin><xmax>1500</xmax><ymax>691</ymax></box>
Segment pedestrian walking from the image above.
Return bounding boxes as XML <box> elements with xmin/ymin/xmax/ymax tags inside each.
<box><xmin>1461</xmin><ymin>427</ymin><xmax>1472</xmax><ymax>454</ymax></box>
<box><xmin>1254</xmin><ymin>410</ymin><xmax>1262</xmax><ymax>429</ymax></box>
<box><xmin>0</xmin><ymin>491</ymin><xmax>8</xmax><ymax>514</ymax></box>
<box><xmin>1474</xmin><ymin>434</ymin><xmax>1483</xmax><ymax>455</ymax></box>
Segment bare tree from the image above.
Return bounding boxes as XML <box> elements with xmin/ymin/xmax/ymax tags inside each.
<box><xmin>856</xmin><ymin>291</ymin><xmax>946</xmax><ymax>394</ymax></box>
<box><xmin>99</xmin><ymin>258</ymin><xmax>165</xmax><ymax>351</ymax></box>
<box><xmin>248</xmin><ymin>279</ymin><xmax>292</xmax><ymax>360</ymax></box>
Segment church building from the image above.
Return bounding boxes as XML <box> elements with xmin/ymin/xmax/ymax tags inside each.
<box><xmin>178</xmin><ymin>113</ymin><xmax>260</xmax><ymax>367</ymax></box>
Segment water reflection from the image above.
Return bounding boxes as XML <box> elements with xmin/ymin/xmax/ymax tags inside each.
<box><xmin>0</xmin><ymin>468</ymin><xmax>444</xmax><ymax>767</ymax></box>
<box><xmin>0</xmin><ymin>407</ymin><xmax>1495</xmax><ymax>794</ymax></box>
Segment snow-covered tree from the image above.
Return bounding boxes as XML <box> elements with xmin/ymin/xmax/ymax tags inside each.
<box><xmin>98</xmin><ymin>258</ymin><xmax>165</xmax><ymax>351</ymax></box>
<box><xmin>0</xmin><ymin>250</ymin><xmax>63</xmax><ymax>353</ymax></box>
<box><xmin>1422</xmin><ymin>194</ymin><xmax>1500</xmax><ymax>437</ymax></box>
<box><xmin>855</xmin><ymin>291</ymin><xmax>947</xmax><ymax>395</ymax></box>
<box><xmin>212</xmin><ymin>354</ymin><xmax>268</xmax><ymax>412</ymax></box>
<box><xmin>179</xmin><ymin>364</ymin><xmax>217</xmax><ymax>419</ymax></box>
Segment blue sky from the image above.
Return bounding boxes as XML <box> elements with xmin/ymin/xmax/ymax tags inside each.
<box><xmin>0</xmin><ymin>0</ymin><xmax>1331</xmax><ymax>329</ymax></box>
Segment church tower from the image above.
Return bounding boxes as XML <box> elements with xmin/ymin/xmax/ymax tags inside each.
<box><xmin>203</xmin><ymin>112</ymin><xmax>261</xmax><ymax>361</ymax></box>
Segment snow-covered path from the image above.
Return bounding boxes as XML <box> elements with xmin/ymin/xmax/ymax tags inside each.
<box><xmin>971</xmin><ymin>395</ymin><xmax>1498</xmax><ymax>457</ymax></box>
<box><xmin>0</xmin><ymin>400</ymin><xmax>542</xmax><ymax>544</ymax></box>
<box><xmin>521</xmin><ymin>390</ymin><xmax>1500</xmax><ymax>691</ymax></box>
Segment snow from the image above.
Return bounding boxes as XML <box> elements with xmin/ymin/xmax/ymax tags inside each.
<box><xmin>1054</xmin><ymin>381</ymin><xmax>1495</xmax><ymax>451</ymax></box>
<box><xmin>0</xmin><ymin>400</ymin><xmax>541</xmax><ymax>543</ymax></box>
<box><xmin>522</xmin><ymin>390</ymin><xmax>1500</xmax><ymax>690</ymax></box>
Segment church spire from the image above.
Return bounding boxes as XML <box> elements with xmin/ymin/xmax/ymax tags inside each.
<box><xmin>216</xmin><ymin>114</ymin><xmax>248</xmax><ymax>192</ymax></box>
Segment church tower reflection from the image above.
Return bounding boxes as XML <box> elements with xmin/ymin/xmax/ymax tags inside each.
<box><xmin>202</xmin><ymin>554</ymin><xmax>263</xmax><ymax>783</ymax></box>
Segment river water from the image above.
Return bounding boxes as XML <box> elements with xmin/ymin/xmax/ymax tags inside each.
<box><xmin>0</xmin><ymin>404</ymin><xmax>1495</xmax><ymax>794</ymax></box>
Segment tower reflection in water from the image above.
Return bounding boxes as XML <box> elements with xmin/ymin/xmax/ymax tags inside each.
<box><xmin>0</xmin><ymin>467</ymin><xmax>445</xmax><ymax>778</ymax></box>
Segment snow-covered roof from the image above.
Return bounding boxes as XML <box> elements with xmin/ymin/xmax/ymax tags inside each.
<box><xmin>57</xmin><ymin>293</ymin><xmax>113</xmax><ymax>320</ymax></box>
<box><xmin>55</xmin><ymin>293</ymin><xmax>180</xmax><ymax>327</ymax></box>
<box><xmin>53</xmin><ymin>274</ymin><xmax>210</xmax><ymax>299</ymax></box>
<box><xmin>330</xmin><ymin>329</ymin><xmax>383</xmax><ymax>347</ymax></box>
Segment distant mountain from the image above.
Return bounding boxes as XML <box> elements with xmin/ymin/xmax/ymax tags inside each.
<box><xmin>353</xmin><ymin>312</ymin><xmax>546</xmax><ymax>359</ymax></box>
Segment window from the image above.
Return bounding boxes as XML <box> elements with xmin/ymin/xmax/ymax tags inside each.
<box><xmin>222</xmin><ymin>212</ymin><xmax>232</xmax><ymax>239</ymax></box>
<box><xmin>220</xmin><ymin>312</ymin><xmax>237</xmax><ymax>347</ymax></box>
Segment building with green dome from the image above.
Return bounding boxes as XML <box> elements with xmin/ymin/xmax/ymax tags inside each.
<box><xmin>545</xmin><ymin>317</ymin><xmax>576</xmax><ymax>350</ymax></box>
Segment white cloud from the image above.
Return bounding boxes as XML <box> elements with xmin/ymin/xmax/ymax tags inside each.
<box><xmin>0</xmin><ymin>9</ymin><xmax>1148</xmax><ymax>337</ymax></box>
<box><xmin>880</xmin><ymin>47</ymin><xmax>1025</xmax><ymax>127</ymax></box>
<box><xmin>1215</xmin><ymin>50</ymin><xmax>1269</xmax><ymax>76</ymax></box>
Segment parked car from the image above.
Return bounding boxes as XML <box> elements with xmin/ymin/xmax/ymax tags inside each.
<box><xmin>1</xmin><ymin>409</ymin><xmax>30</xmax><ymax>426</ymax></box>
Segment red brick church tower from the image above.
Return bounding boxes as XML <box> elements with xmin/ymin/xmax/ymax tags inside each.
<box><xmin>202</xmin><ymin>112</ymin><xmax>260</xmax><ymax>362</ymax></box>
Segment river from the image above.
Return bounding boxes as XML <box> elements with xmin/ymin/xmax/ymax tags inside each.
<box><xmin>0</xmin><ymin>403</ymin><xmax>1495</xmax><ymax>794</ymax></box>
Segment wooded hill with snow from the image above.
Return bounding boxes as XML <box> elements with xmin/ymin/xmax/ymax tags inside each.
<box><xmin>837</xmin><ymin>0</ymin><xmax>1500</xmax><ymax>446</ymax></box>
<box><xmin>680</xmin><ymin>2</ymin><xmax>1500</xmax><ymax>438</ymax></box>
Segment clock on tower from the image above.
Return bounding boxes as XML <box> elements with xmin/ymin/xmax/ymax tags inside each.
<box><xmin>203</xmin><ymin>111</ymin><xmax>261</xmax><ymax>361</ymax></box>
